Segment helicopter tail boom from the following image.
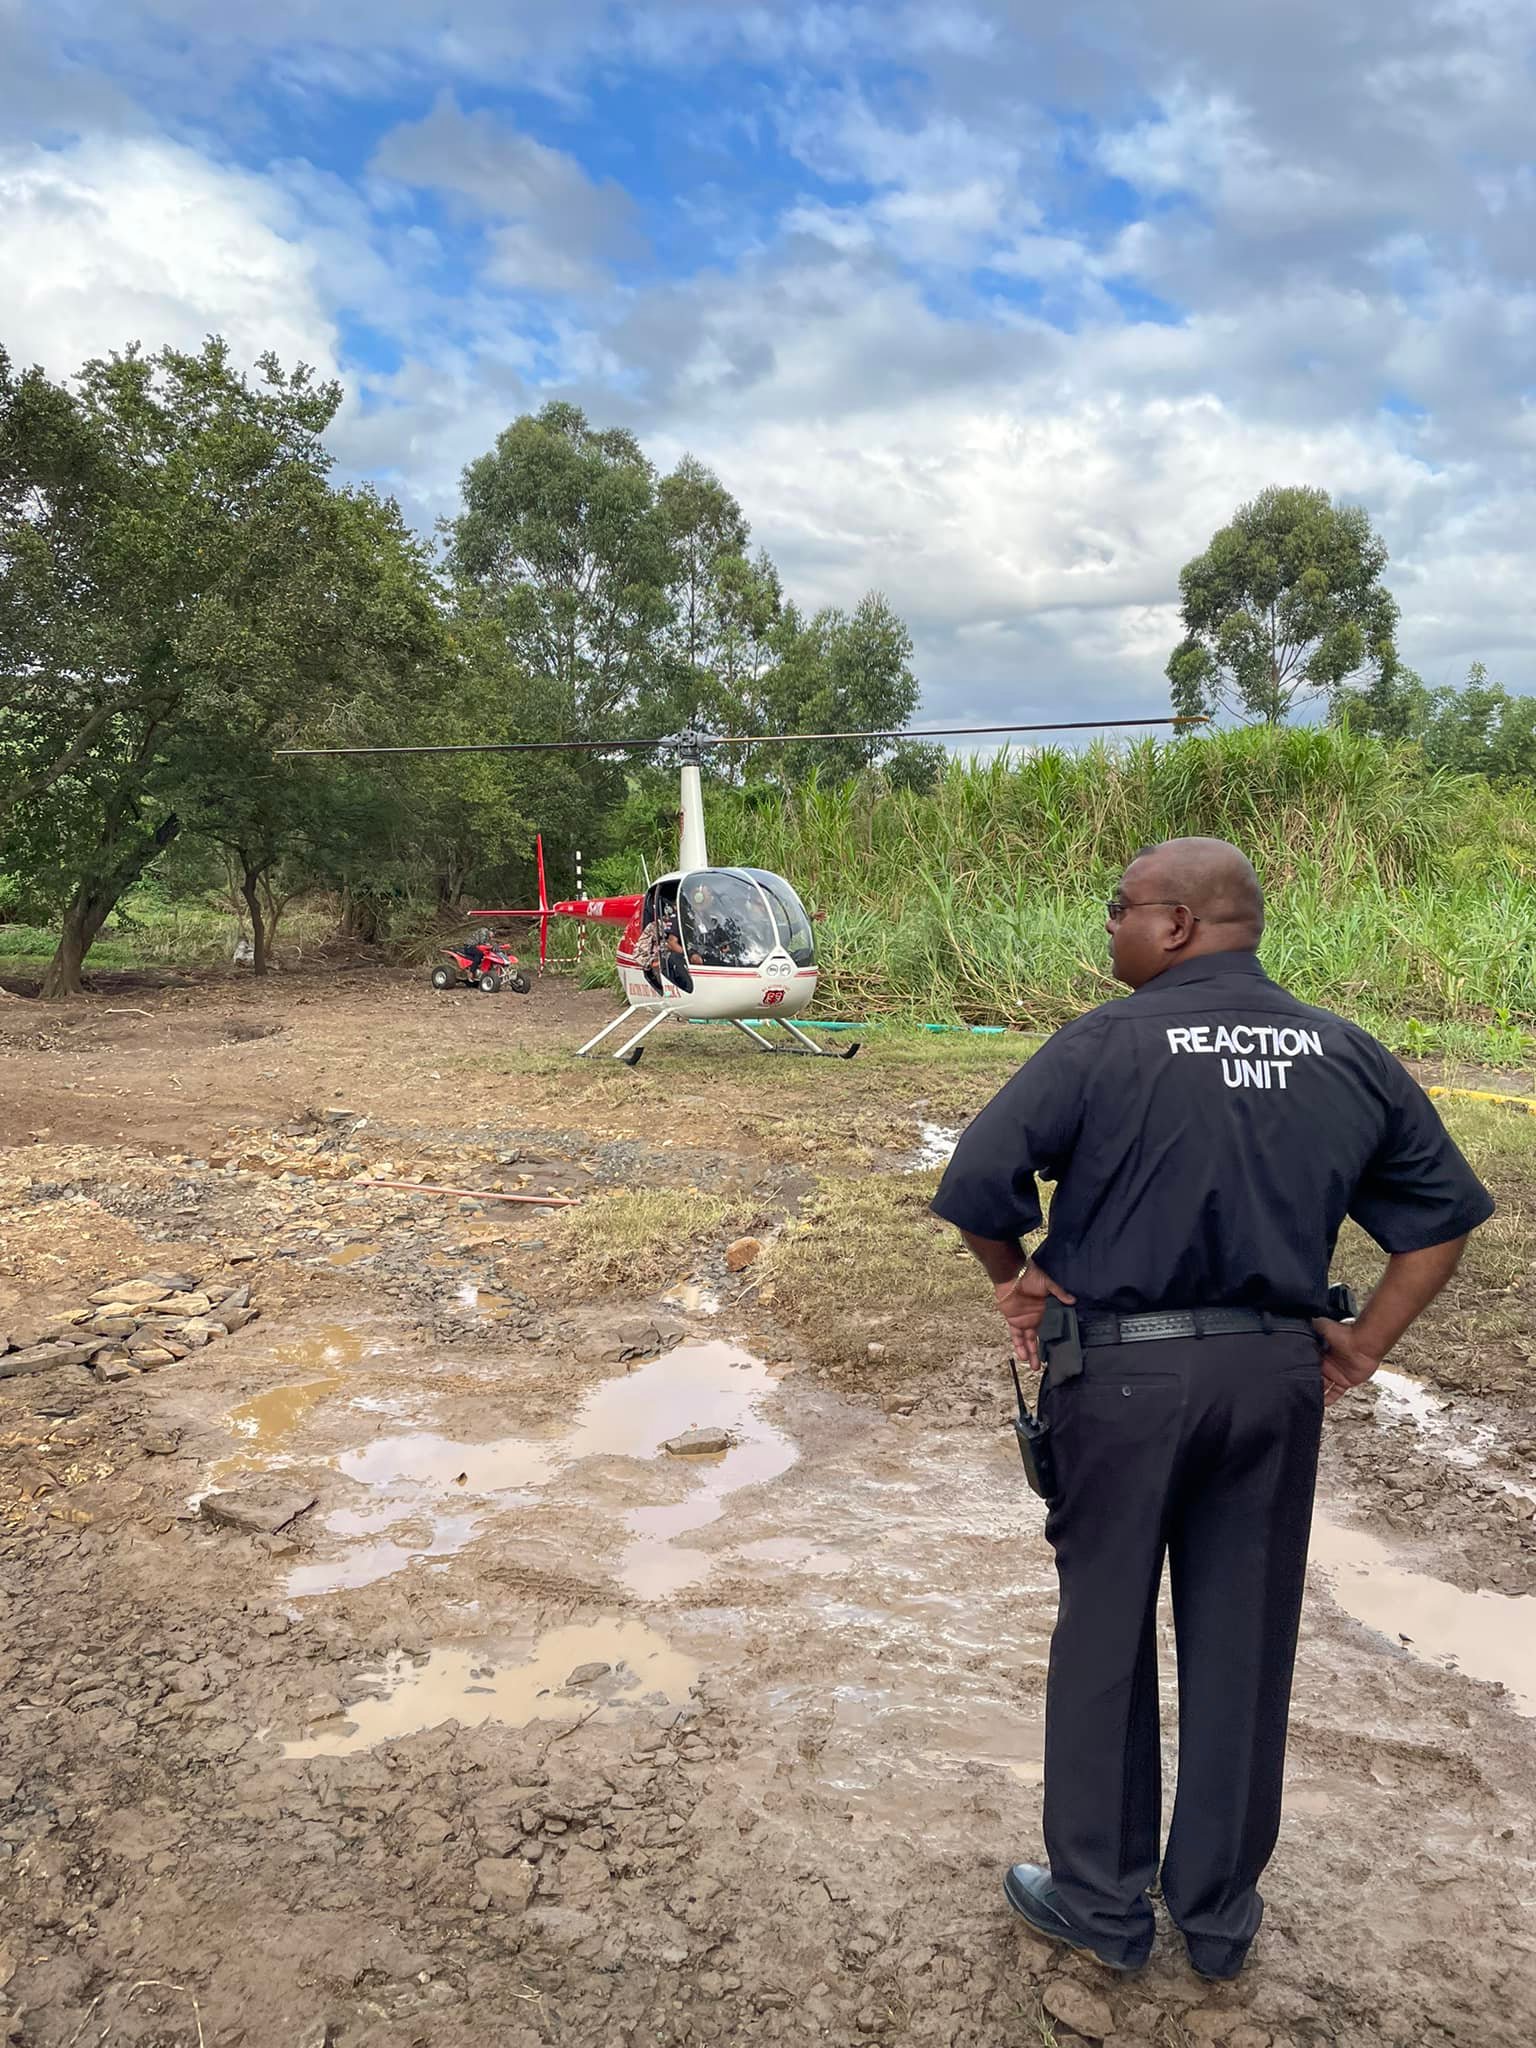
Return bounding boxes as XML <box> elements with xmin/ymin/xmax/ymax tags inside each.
<box><xmin>469</xmin><ymin>896</ymin><xmax>641</xmax><ymax>927</ymax></box>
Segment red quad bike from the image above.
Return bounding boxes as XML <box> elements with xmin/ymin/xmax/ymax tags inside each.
<box><xmin>431</xmin><ymin>940</ymin><xmax>532</xmax><ymax>996</ymax></box>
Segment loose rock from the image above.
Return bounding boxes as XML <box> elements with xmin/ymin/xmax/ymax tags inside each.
<box><xmin>199</xmin><ymin>1485</ymin><xmax>318</xmax><ymax>1536</ymax></box>
<box><xmin>567</xmin><ymin>1662</ymin><xmax>612</xmax><ymax>1688</ymax></box>
<box><xmin>475</xmin><ymin>1857</ymin><xmax>536</xmax><ymax>1911</ymax></box>
<box><xmin>1043</xmin><ymin>1978</ymin><xmax>1116</xmax><ymax>2042</ymax></box>
<box><xmin>663</xmin><ymin>1426</ymin><xmax>733</xmax><ymax>1457</ymax></box>
<box><xmin>178</xmin><ymin>1317</ymin><xmax>230</xmax><ymax>1345</ymax></box>
<box><xmin>89</xmin><ymin>1280</ymin><xmax>174</xmax><ymax>1307</ymax></box>
<box><xmin>724</xmin><ymin>1236</ymin><xmax>762</xmax><ymax>1272</ymax></box>
<box><xmin>0</xmin><ymin>1343</ymin><xmax>82</xmax><ymax>1378</ymax></box>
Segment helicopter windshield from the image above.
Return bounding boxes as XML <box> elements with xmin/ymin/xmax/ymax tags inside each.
<box><xmin>741</xmin><ymin>870</ymin><xmax>816</xmax><ymax>966</ymax></box>
<box><xmin>679</xmin><ymin>871</ymin><xmax>777</xmax><ymax>968</ymax></box>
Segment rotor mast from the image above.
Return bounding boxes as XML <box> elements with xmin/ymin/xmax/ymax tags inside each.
<box><xmin>679</xmin><ymin>753</ymin><xmax>708</xmax><ymax>871</ymax></box>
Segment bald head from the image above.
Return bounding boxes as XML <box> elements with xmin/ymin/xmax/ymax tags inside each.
<box><xmin>1108</xmin><ymin>838</ymin><xmax>1264</xmax><ymax>988</ymax></box>
<box><xmin>1131</xmin><ymin>839</ymin><xmax>1264</xmax><ymax>935</ymax></box>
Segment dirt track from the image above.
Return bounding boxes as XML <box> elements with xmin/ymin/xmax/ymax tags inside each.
<box><xmin>2</xmin><ymin>968</ymin><xmax>1535</xmax><ymax>2048</ymax></box>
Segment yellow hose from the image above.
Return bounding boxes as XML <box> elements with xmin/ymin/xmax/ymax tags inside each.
<box><xmin>1426</xmin><ymin>1085</ymin><xmax>1536</xmax><ymax>1117</ymax></box>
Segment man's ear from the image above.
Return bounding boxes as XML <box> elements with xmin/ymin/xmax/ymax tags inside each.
<box><xmin>1165</xmin><ymin>904</ymin><xmax>1199</xmax><ymax>950</ymax></box>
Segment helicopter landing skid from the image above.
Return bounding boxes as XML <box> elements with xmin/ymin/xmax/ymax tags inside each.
<box><xmin>575</xmin><ymin>1003</ymin><xmax>860</xmax><ymax>1064</ymax></box>
<box><xmin>576</xmin><ymin>1002</ymin><xmax>672</xmax><ymax>1065</ymax></box>
<box><xmin>730</xmin><ymin>1018</ymin><xmax>861</xmax><ymax>1059</ymax></box>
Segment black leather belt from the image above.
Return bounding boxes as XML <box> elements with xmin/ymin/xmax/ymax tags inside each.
<box><xmin>1079</xmin><ymin>1308</ymin><xmax>1316</xmax><ymax>1348</ymax></box>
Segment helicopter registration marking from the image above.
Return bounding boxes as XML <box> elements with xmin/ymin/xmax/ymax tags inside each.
<box><xmin>761</xmin><ymin>988</ymin><xmax>787</xmax><ymax>1006</ymax></box>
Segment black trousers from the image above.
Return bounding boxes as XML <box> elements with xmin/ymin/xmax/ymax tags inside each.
<box><xmin>1038</xmin><ymin>1330</ymin><xmax>1324</xmax><ymax>1971</ymax></box>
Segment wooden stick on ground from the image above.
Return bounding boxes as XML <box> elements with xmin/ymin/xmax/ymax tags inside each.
<box><xmin>365</xmin><ymin>1178</ymin><xmax>580</xmax><ymax>1207</ymax></box>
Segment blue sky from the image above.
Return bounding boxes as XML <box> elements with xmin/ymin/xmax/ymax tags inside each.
<box><xmin>3</xmin><ymin>1</ymin><xmax>1534</xmax><ymax>725</ymax></box>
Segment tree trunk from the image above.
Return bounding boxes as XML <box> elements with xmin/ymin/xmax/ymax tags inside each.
<box><xmin>39</xmin><ymin>812</ymin><xmax>181</xmax><ymax>999</ymax></box>
<box><xmin>239</xmin><ymin>862</ymin><xmax>270</xmax><ymax>977</ymax></box>
<box><xmin>338</xmin><ymin>887</ymin><xmax>384</xmax><ymax>944</ymax></box>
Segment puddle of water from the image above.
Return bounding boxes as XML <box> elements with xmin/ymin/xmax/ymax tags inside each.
<box><xmin>338</xmin><ymin>1433</ymin><xmax>556</xmax><ymax>1493</ymax></box>
<box><xmin>661</xmin><ymin>1278</ymin><xmax>722</xmax><ymax>1316</ymax></box>
<box><xmin>1373</xmin><ymin>1369</ymin><xmax>1536</xmax><ymax>1503</ymax></box>
<box><xmin>732</xmin><ymin>1537</ymin><xmax>851</xmax><ymax>1576</ymax></box>
<box><xmin>203</xmin><ymin>1326</ymin><xmax>390</xmax><ymax>1483</ymax></box>
<box><xmin>565</xmin><ymin>1341</ymin><xmax>782</xmax><ymax>1462</ymax></box>
<box><xmin>828</xmin><ymin>1681</ymin><xmax>1044</xmax><ymax>1790</ymax></box>
<box><xmin>231</xmin><ymin>1338</ymin><xmax>793</xmax><ymax>1606</ymax></box>
<box><xmin>563</xmin><ymin>1342</ymin><xmax>796</xmax><ymax>1599</ymax></box>
<box><xmin>328</xmin><ymin>1243</ymin><xmax>380</xmax><ymax>1267</ymax></box>
<box><xmin>268</xmin><ymin>1326</ymin><xmax>385</xmax><ymax>1371</ymax></box>
<box><xmin>1287</xmin><ymin>1772</ymin><xmax>1375</xmax><ymax>1819</ymax></box>
<box><xmin>229</xmin><ymin>1378</ymin><xmax>344</xmax><ymax>1449</ymax></box>
<box><xmin>287</xmin><ymin>1511</ymin><xmax>481</xmax><ymax>1598</ymax></box>
<box><xmin>1310</xmin><ymin>1514</ymin><xmax>1536</xmax><ymax>1715</ymax></box>
<box><xmin>282</xmin><ymin>1618</ymin><xmax>698</xmax><ymax>1757</ymax></box>
<box><xmin>909</xmin><ymin>1122</ymin><xmax>961</xmax><ymax>1170</ymax></box>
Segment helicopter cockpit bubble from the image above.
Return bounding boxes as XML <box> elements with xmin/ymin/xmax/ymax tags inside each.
<box><xmin>679</xmin><ymin>871</ymin><xmax>778</xmax><ymax>969</ymax></box>
<box><xmin>741</xmin><ymin>870</ymin><xmax>816</xmax><ymax>967</ymax></box>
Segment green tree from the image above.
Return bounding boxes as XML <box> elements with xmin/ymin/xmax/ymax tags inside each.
<box><xmin>0</xmin><ymin>339</ymin><xmax>442</xmax><ymax>995</ymax></box>
<box><xmin>1167</xmin><ymin>485</ymin><xmax>1400</xmax><ymax>724</ymax></box>
<box><xmin>1</xmin><ymin>347</ymin><xmax>144</xmax><ymax>834</ymax></box>
<box><xmin>656</xmin><ymin>454</ymin><xmax>748</xmax><ymax>710</ymax></box>
<box><xmin>1339</xmin><ymin>661</ymin><xmax>1536</xmax><ymax>783</ymax></box>
<box><xmin>447</xmin><ymin>401</ymin><xmax>674</xmax><ymax>733</ymax></box>
<box><xmin>762</xmin><ymin>591</ymin><xmax>921</xmax><ymax>780</ymax></box>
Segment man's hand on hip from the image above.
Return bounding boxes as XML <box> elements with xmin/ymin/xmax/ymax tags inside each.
<box><xmin>994</xmin><ymin>1260</ymin><xmax>1076</xmax><ymax>1371</ymax></box>
<box><xmin>1313</xmin><ymin>1317</ymin><xmax>1382</xmax><ymax>1407</ymax></box>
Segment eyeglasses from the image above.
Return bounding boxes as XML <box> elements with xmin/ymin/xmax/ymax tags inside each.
<box><xmin>1106</xmin><ymin>897</ymin><xmax>1191</xmax><ymax>923</ymax></box>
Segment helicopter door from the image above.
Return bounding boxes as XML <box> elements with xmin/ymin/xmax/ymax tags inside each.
<box><xmin>637</xmin><ymin>881</ymin><xmax>691</xmax><ymax>995</ymax></box>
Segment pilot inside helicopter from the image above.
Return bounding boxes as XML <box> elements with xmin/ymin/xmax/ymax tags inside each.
<box><xmin>680</xmin><ymin>875</ymin><xmax>774</xmax><ymax>968</ymax></box>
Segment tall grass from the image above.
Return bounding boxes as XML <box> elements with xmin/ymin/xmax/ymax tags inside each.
<box><xmin>691</xmin><ymin>728</ymin><xmax>1536</xmax><ymax>1052</ymax></box>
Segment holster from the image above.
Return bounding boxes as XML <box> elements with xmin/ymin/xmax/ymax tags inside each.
<box><xmin>1038</xmin><ymin>1297</ymin><xmax>1084</xmax><ymax>1384</ymax></box>
<box><xmin>1008</xmin><ymin>1357</ymin><xmax>1058</xmax><ymax>1503</ymax></box>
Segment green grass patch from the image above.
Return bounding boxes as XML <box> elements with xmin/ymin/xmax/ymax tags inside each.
<box><xmin>763</xmin><ymin>1089</ymin><xmax>1536</xmax><ymax>1385</ymax></box>
<box><xmin>761</xmin><ymin>1169</ymin><xmax>999</xmax><ymax>1367</ymax></box>
<box><xmin>554</xmin><ymin>1187</ymin><xmax>751</xmax><ymax>1287</ymax></box>
<box><xmin>0</xmin><ymin>896</ymin><xmax>337</xmax><ymax>973</ymax></box>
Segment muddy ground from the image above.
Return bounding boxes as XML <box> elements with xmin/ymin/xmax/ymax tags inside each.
<box><xmin>2</xmin><ymin>968</ymin><xmax>1535</xmax><ymax>2048</ymax></box>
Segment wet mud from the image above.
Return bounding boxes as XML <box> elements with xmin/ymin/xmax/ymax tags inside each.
<box><xmin>2</xmin><ymin>973</ymin><xmax>1534</xmax><ymax>2047</ymax></box>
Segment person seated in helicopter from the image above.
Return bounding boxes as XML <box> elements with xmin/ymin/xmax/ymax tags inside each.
<box><xmin>636</xmin><ymin>897</ymin><xmax>693</xmax><ymax>995</ymax></box>
<box><xmin>682</xmin><ymin>881</ymin><xmax>746</xmax><ymax>967</ymax></box>
<box><xmin>698</xmin><ymin>916</ymin><xmax>746</xmax><ymax>965</ymax></box>
<box><xmin>660</xmin><ymin>919</ymin><xmax>695</xmax><ymax>992</ymax></box>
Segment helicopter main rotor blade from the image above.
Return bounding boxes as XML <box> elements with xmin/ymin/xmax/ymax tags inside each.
<box><xmin>277</xmin><ymin>715</ymin><xmax>1204</xmax><ymax>758</ymax></box>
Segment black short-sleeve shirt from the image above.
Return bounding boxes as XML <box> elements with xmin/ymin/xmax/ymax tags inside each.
<box><xmin>931</xmin><ymin>951</ymin><xmax>1494</xmax><ymax>1317</ymax></box>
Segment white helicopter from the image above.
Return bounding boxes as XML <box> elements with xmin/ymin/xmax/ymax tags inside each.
<box><xmin>283</xmin><ymin>718</ymin><xmax>1194</xmax><ymax>1066</ymax></box>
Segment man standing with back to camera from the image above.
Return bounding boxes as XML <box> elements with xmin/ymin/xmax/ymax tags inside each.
<box><xmin>931</xmin><ymin>838</ymin><xmax>1493</xmax><ymax>1979</ymax></box>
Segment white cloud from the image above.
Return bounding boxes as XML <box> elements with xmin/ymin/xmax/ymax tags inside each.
<box><xmin>2</xmin><ymin>0</ymin><xmax>1533</xmax><ymax>721</ymax></box>
<box><xmin>369</xmin><ymin>92</ymin><xmax>642</xmax><ymax>292</ymax></box>
<box><xmin>0</xmin><ymin>134</ymin><xmax>337</xmax><ymax>379</ymax></box>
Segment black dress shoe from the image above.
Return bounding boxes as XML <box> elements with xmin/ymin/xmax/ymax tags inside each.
<box><xmin>1003</xmin><ymin>1863</ymin><xmax>1146</xmax><ymax>1973</ymax></box>
<box><xmin>1185</xmin><ymin>1937</ymin><xmax>1248</xmax><ymax>1982</ymax></box>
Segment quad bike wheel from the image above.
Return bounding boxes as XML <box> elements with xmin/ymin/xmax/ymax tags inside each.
<box><xmin>477</xmin><ymin>971</ymin><xmax>502</xmax><ymax>994</ymax></box>
<box><xmin>508</xmin><ymin>971</ymin><xmax>532</xmax><ymax>995</ymax></box>
<box><xmin>430</xmin><ymin>965</ymin><xmax>454</xmax><ymax>990</ymax></box>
